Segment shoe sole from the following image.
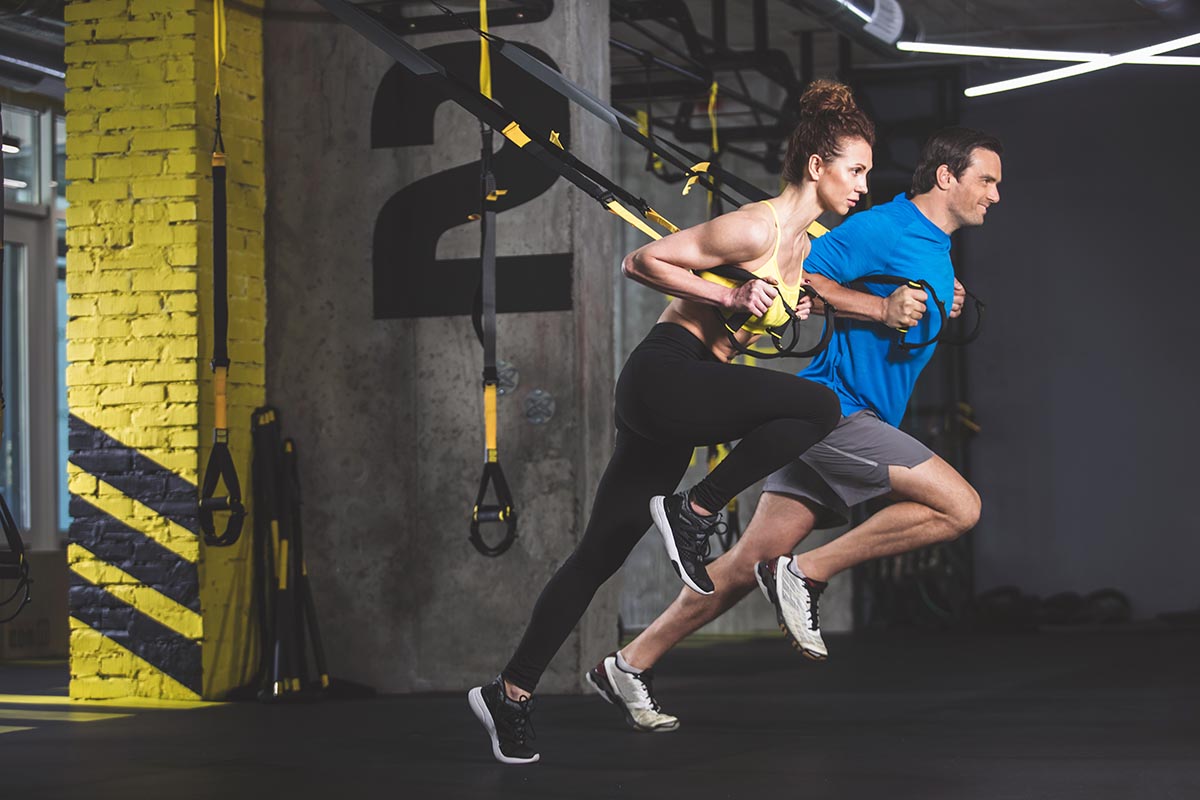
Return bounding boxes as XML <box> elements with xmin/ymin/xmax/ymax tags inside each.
<box><xmin>757</xmin><ymin>560</ymin><xmax>827</xmax><ymax>663</ymax></box>
<box><xmin>585</xmin><ymin>662</ymin><xmax>679</xmax><ymax>733</ymax></box>
<box><xmin>650</xmin><ymin>496</ymin><xmax>714</xmax><ymax>596</ymax></box>
<box><xmin>467</xmin><ymin>687</ymin><xmax>540</xmax><ymax>765</ymax></box>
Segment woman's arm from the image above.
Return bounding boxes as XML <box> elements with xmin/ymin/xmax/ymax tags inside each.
<box><xmin>622</xmin><ymin>210</ymin><xmax>781</xmax><ymax>318</ymax></box>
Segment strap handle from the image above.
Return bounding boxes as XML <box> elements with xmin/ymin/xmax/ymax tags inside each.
<box><xmin>707</xmin><ymin>265</ymin><xmax>836</xmax><ymax>360</ymax></box>
<box><xmin>199</xmin><ymin>0</ymin><xmax>243</xmax><ymax>547</ymax></box>
<box><xmin>846</xmin><ymin>274</ymin><xmax>951</xmax><ymax>352</ymax></box>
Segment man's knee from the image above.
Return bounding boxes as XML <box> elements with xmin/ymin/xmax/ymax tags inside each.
<box><xmin>940</xmin><ymin>483</ymin><xmax>981</xmax><ymax>541</ymax></box>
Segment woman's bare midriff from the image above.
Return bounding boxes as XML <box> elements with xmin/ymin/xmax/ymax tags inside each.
<box><xmin>658</xmin><ymin>299</ymin><xmax>760</xmax><ymax>364</ymax></box>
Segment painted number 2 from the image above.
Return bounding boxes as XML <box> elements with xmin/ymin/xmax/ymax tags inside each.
<box><xmin>370</xmin><ymin>40</ymin><xmax>574</xmax><ymax>320</ymax></box>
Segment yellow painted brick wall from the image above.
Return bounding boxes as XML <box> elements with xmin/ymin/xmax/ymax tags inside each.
<box><xmin>64</xmin><ymin>0</ymin><xmax>265</xmax><ymax>701</ymax></box>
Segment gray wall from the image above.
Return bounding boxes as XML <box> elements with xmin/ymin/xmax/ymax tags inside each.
<box><xmin>962</xmin><ymin>66</ymin><xmax>1200</xmax><ymax>617</ymax></box>
<box><xmin>264</xmin><ymin>1</ymin><xmax>615</xmax><ymax>693</ymax></box>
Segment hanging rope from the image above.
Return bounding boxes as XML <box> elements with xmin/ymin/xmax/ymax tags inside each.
<box><xmin>198</xmin><ymin>0</ymin><xmax>246</xmax><ymax>547</ymax></box>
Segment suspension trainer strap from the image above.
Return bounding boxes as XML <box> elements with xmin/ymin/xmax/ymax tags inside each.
<box><xmin>0</xmin><ymin>100</ymin><xmax>32</xmax><ymax>622</ymax></box>
<box><xmin>199</xmin><ymin>0</ymin><xmax>245</xmax><ymax>547</ymax></box>
<box><xmin>845</xmin><ymin>274</ymin><xmax>954</xmax><ymax>352</ymax></box>
<box><xmin>317</xmin><ymin>0</ymin><xmax>678</xmax><ymax>242</ymax></box>
<box><xmin>708</xmin><ymin>265</ymin><xmax>836</xmax><ymax>360</ymax></box>
<box><xmin>469</xmin><ymin>3</ymin><xmax>517</xmax><ymax>557</ymax></box>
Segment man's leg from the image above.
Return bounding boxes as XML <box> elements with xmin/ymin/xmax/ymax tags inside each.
<box><xmin>794</xmin><ymin>454</ymin><xmax>981</xmax><ymax>581</ymax></box>
<box><xmin>622</xmin><ymin>492</ymin><xmax>819</xmax><ymax>670</ymax></box>
<box><xmin>760</xmin><ymin>453</ymin><xmax>980</xmax><ymax>658</ymax></box>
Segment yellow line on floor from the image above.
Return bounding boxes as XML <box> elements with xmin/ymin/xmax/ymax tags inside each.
<box><xmin>0</xmin><ymin>694</ymin><xmax>223</xmax><ymax>710</ymax></box>
<box><xmin>0</xmin><ymin>709</ymin><xmax>131</xmax><ymax>723</ymax></box>
<box><xmin>0</xmin><ymin>725</ymin><xmax>34</xmax><ymax>735</ymax></box>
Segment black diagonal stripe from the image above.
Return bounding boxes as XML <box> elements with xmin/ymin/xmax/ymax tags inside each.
<box><xmin>69</xmin><ymin>577</ymin><xmax>202</xmax><ymax>696</ymax></box>
<box><xmin>68</xmin><ymin>414</ymin><xmax>200</xmax><ymax>535</ymax></box>
<box><xmin>69</xmin><ymin>499</ymin><xmax>200</xmax><ymax>613</ymax></box>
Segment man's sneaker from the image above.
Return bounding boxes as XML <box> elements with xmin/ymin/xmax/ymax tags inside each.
<box><xmin>585</xmin><ymin>654</ymin><xmax>679</xmax><ymax>732</ymax></box>
<box><xmin>468</xmin><ymin>677</ymin><xmax>539</xmax><ymax>764</ymax></box>
<box><xmin>756</xmin><ymin>557</ymin><xmax>828</xmax><ymax>661</ymax></box>
<box><xmin>650</xmin><ymin>491</ymin><xmax>722</xmax><ymax>595</ymax></box>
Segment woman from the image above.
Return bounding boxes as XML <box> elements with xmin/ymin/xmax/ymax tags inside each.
<box><xmin>470</xmin><ymin>80</ymin><xmax>875</xmax><ymax>764</ymax></box>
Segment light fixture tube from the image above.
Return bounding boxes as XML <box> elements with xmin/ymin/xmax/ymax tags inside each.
<box><xmin>964</xmin><ymin>30</ymin><xmax>1200</xmax><ymax>96</ymax></box>
<box><xmin>897</xmin><ymin>40</ymin><xmax>1200</xmax><ymax>66</ymax></box>
<box><xmin>3</xmin><ymin>178</ymin><xmax>29</xmax><ymax>189</ymax></box>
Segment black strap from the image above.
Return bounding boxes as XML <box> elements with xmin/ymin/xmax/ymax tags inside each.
<box><xmin>438</xmin><ymin>7</ymin><xmax>759</xmax><ymax>208</ymax></box>
<box><xmin>471</xmin><ymin>125</ymin><xmax>517</xmax><ymax>558</ymax></box>
<box><xmin>198</xmin><ymin>88</ymin><xmax>245</xmax><ymax>547</ymax></box>
<box><xmin>844</xmin><ymin>274</ymin><xmax>984</xmax><ymax>351</ymax></box>
<box><xmin>708</xmin><ymin>265</ymin><xmax>836</xmax><ymax>360</ymax></box>
<box><xmin>0</xmin><ymin>99</ymin><xmax>32</xmax><ymax>623</ymax></box>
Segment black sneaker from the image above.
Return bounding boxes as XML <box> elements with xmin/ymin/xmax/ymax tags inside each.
<box><xmin>468</xmin><ymin>677</ymin><xmax>540</xmax><ymax>764</ymax></box>
<box><xmin>650</xmin><ymin>491</ymin><xmax>722</xmax><ymax>595</ymax></box>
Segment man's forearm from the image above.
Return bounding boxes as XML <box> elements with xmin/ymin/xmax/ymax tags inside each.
<box><xmin>804</xmin><ymin>273</ymin><xmax>885</xmax><ymax>324</ymax></box>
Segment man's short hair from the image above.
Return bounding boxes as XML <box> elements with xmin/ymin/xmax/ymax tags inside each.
<box><xmin>910</xmin><ymin>127</ymin><xmax>1004</xmax><ymax>196</ymax></box>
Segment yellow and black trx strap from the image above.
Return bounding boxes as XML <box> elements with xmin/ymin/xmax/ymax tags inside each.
<box><xmin>469</xmin><ymin>1</ymin><xmax>518</xmax><ymax>557</ymax></box>
<box><xmin>0</xmin><ymin>99</ymin><xmax>32</xmax><ymax>623</ymax></box>
<box><xmin>317</xmin><ymin>0</ymin><xmax>678</xmax><ymax>244</ymax></box>
<box><xmin>845</xmin><ymin>275</ymin><xmax>985</xmax><ymax>352</ymax></box>
<box><xmin>198</xmin><ymin>0</ymin><xmax>246</xmax><ymax>547</ymax></box>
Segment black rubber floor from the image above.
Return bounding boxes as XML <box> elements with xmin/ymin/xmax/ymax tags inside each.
<box><xmin>2</xmin><ymin>627</ymin><xmax>1198</xmax><ymax>799</ymax></box>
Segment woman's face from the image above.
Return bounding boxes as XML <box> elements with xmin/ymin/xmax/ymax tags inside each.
<box><xmin>814</xmin><ymin>137</ymin><xmax>873</xmax><ymax>215</ymax></box>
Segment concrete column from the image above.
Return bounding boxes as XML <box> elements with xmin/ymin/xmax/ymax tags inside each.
<box><xmin>63</xmin><ymin>0</ymin><xmax>265</xmax><ymax>700</ymax></box>
<box><xmin>264</xmin><ymin>1</ymin><xmax>615</xmax><ymax>692</ymax></box>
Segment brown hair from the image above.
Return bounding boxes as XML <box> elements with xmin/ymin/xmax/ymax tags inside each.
<box><xmin>910</xmin><ymin>127</ymin><xmax>1004</xmax><ymax>196</ymax></box>
<box><xmin>780</xmin><ymin>80</ymin><xmax>875</xmax><ymax>185</ymax></box>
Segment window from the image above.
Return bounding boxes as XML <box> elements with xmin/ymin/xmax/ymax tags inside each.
<box><xmin>2</xmin><ymin>101</ymin><xmax>66</xmax><ymax>550</ymax></box>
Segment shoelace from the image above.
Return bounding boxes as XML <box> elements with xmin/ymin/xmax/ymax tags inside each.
<box><xmin>805</xmin><ymin>580</ymin><xmax>825</xmax><ymax>630</ymax></box>
<box><xmin>675</xmin><ymin>502</ymin><xmax>726</xmax><ymax>562</ymax></box>
<box><xmin>500</xmin><ymin>695</ymin><xmax>537</xmax><ymax>746</ymax></box>
<box><xmin>632</xmin><ymin>668</ymin><xmax>662</xmax><ymax>712</ymax></box>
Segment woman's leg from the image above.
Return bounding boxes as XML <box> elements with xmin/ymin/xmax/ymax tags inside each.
<box><xmin>624</xmin><ymin>357</ymin><xmax>840</xmax><ymax>594</ymax></box>
<box><xmin>500</xmin><ymin>428</ymin><xmax>693</xmax><ymax>695</ymax></box>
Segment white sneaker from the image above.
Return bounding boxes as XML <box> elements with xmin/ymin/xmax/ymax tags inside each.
<box><xmin>756</xmin><ymin>557</ymin><xmax>828</xmax><ymax>661</ymax></box>
<box><xmin>585</xmin><ymin>654</ymin><xmax>679</xmax><ymax>732</ymax></box>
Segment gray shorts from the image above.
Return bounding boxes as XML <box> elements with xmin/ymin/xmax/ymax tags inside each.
<box><xmin>762</xmin><ymin>410</ymin><xmax>934</xmax><ymax>529</ymax></box>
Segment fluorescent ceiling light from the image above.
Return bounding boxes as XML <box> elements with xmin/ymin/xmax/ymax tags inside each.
<box><xmin>3</xmin><ymin>178</ymin><xmax>29</xmax><ymax>189</ymax></box>
<box><xmin>964</xmin><ymin>30</ymin><xmax>1200</xmax><ymax>96</ymax></box>
<box><xmin>897</xmin><ymin>41</ymin><xmax>1200</xmax><ymax>66</ymax></box>
<box><xmin>836</xmin><ymin>0</ymin><xmax>872</xmax><ymax>24</ymax></box>
<box><xmin>2</xmin><ymin>143</ymin><xmax>18</xmax><ymax>155</ymax></box>
<box><xmin>0</xmin><ymin>54</ymin><xmax>67</xmax><ymax>80</ymax></box>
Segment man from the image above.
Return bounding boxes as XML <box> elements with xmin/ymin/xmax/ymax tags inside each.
<box><xmin>585</xmin><ymin>127</ymin><xmax>1003</xmax><ymax>732</ymax></box>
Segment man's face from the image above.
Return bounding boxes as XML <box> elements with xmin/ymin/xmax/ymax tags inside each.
<box><xmin>947</xmin><ymin>148</ymin><xmax>1002</xmax><ymax>228</ymax></box>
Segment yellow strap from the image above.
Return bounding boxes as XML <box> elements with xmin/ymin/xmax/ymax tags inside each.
<box><xmin>213</xmin><ymin>365</ymin><xmax>228</xmax><ymax>430</ymax></box>
<box><xmin>682</xmin><ymin>161</ymin><xmax>710</xmax><ymax>196</ymax></box>
<box><xmin>707</xmin><ymin>82</ymin><xmax>719</xmax><ymax>154</ymax></box>
<box><xmin>645</xmin><ymin>208</ymin><xmax>679</xmax><ymax>234</ymax></box>
<box><xmin>605</xmin><ymin>200</ymin><xmax>662</xmax><ymax>241</ymax></box>
<box><xmin>484</xmin><ymin>383</ymin><xmax>498</xmax><ymax>454</ymax></box>
<box><xmin>277</xmin><ymin>539</ymin><xmax>289</xmax><ymax>591</ymax></box>
<box><xmin>213</xmin><ymin>0</ymin><xmax>226</xmax><ymax>97</ymax></box>
<box><xmin>635</xmin><ymin>110</ymin><xmax>650</xmax><ymax>137</ymax></box>
<box><xmin>549</xmin><ymin>130</ymin><xmax>564</xmax><ymax>149</ymax></box>
<box><xmin>501</xmin><ymin>121</ymin><xmax>530</xmax><ymax>147</ymax></box>
<box><xmin>479</xmin><ymin>0</ymin><xmax>492</xmax><ymax>99</ymax></box>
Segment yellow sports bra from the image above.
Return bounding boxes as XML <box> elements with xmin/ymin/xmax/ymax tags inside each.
<box><xmin>700</xmin><ymin>200</ymin><xmax>802</xmax><ymax>334</ymax></box>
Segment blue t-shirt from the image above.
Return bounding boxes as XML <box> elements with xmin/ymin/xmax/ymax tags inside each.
<box><xmin>800</xmin><ymin>193</ymin><xmax>953</xmax><ymax>427</ymax></box>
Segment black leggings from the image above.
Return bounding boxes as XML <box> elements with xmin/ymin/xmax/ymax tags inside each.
<box><xmin>503</xmin><ymin>323</ymin><xmax>839</xmax><ymax>691</ymax></box>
